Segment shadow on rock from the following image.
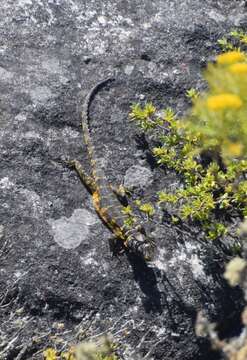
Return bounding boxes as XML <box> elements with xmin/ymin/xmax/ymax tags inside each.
<box><xmin>127</xmin><ymin>252</ymin><xmax>163</xmax><ymax>314</ymax></box>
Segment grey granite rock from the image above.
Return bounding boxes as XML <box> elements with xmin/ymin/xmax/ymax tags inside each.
<box><xmin>124</xmin><ymin>165</ymin><xmax>153</xmax><ymax>190</ymax></box>
<box><xmin>0</xmin><ymin>0</ymin><xmax>245</xmax><ymax>359</ymax></box>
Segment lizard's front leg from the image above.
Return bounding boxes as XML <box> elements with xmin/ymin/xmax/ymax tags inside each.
<box><xmin>67</xmin><ymin>159</ymin><xmax>96</xmax><ymax>194</ymax></box>
<box><xmin>110</xmin><ymin>184</ymin><xmax>129</xmax><ymax>206</ymax></box>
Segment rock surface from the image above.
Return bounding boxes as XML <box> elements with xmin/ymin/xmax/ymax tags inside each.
<box><xmin>0</xmin><ymin>1</ymin><xmax>246</xmax><ymax>359</ymax></box>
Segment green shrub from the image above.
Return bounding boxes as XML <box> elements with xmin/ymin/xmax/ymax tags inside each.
<box><xmin>130</xmin><ymin>50</ymin><xmax>247</xmax><ymax>240</ymax></box>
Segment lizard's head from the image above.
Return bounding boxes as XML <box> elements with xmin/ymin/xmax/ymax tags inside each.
<box><xmin>127</xmin><ymin>230</ymin><xmax>155</xmax><ymax>261</ymax></box>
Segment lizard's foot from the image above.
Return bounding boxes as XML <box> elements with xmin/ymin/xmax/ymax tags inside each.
<box><xmin>136</xmin><ymin>242</ymin><xmax>155</xmax><ymax>262</ymax></box>
<box><xmin>65</xmin><ymin>159</ymin><xmax>77</xmax><ymax>168</ymax></box>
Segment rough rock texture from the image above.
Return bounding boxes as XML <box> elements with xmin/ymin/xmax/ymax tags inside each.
<box><xmin>0</xmin><ymin>1</ymin><xmax>246</xmax><ymax>359</ymax></box>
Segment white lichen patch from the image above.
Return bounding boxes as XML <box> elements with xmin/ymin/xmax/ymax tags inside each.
<box><xmin>208</xmin><ymin>9</ymin><xmax>226</xmax><ymax>23</ymax></box>
<box><xmin>168</xmin><ymin>249</ymin><xmax>187</xmax><ymax>267</ymax></box>
<box><xmin>153</xmin><ymin>240</ymin><xmax>211</xmax><ymax>284</ymax></box>
<box><xmin>80</xmin><ymin>249</ymin><xmax>99</xmax><ymax>267</ymax></box>
<box><xmin>152</xmin><ymin>247</ymin><xmax>168</xmax><ymax>272</ymax></box>
<box><xmin>0</xmin><ymin>179</ymin><xmax>45</xmax><ymax>217</ymax></box>
<box><xmin>16</xmin><ymin>0</ymin><xmax>57</xmax><ymax>26</ymax></box>
<box><xmin>19</xmin><ymin>189</ymin><xmax>43</xmax><ymax>218</ymax></box>
<box><xmin>124</xmin><ymin>64</ymin><xmax>135</xmax><ymax>75</ymax></box>
<box><xmin>185</xmin><ymin>243</ymin><xmax>211</xmax><ymax>283</ymax></box>
<box><xmin>62</xmin><ymin>126</ymin><xmax>80</xmax><ymax>140</ymax></box>
<box><xmin>29</xmin><ymin>85</ymin><xmax>55</xmax><ymax>105</ymax></box>
<box><xmin>0</xmin><ymin>66</ymin><xmax>14</xmax><ymax>82</ymax></box>
<box><xmin>0</xmin><ymin>225</ymin><xmax>4</xmax><ymax>240</ymax></box>
<box><xmin>22</xmin><ymin>131</ymin><xmax>43</xmax><ymax>140</ymax></box>
<box><xmin>41</xmin><ymin>57</ymin><xmax>61</xmax><ymax>74</ymax></box>
<box><xmin>190</xmin><ymin>254</ymin><xmax>209</xmax><ymax>282</ymax></box>
<box><xmin>0</xmin><ymin>45</ymin><xmax>8</xmax><ymax>54</ymax></box>
<box><xmin>142</xmin><ymin>22</ymin><xmax>152</xmax><ymax>30</ymax></box>
<box><xmin>97</xmin><ymin>15</ymin><xmax>108</xmax><ymax>25</ymax></box>
<box><xmin>44</xmin><ymin>127</ymin><xmax>79</xmax><ymax>148</ymax></box>
<box><xmin>18</xmin><ymin>0</ymin><xmax>32</xmax><ymax>5</ymax></box>
<box><xmin>15</xmin><ymin>113</ymin><xmax>27</xmax><ymax>123</ymax></box>
<box><xmin>48</xmin><ymin>208</ymin><xmax>98</xmax><ymax>249</ymax></box>
<box><xmin>14</xmin><ymin>270</ymin><xmax>24</xmax><ymax>279</ymax></box>
<box><xmin>127</xmin><ymin>305</ymin><xmax>139</xmax><ymax>314</ymax></box>
<box><xmin>0</xmin><ymin>177</ymin><xmax>15</xmax><ymax>190</ymax></box>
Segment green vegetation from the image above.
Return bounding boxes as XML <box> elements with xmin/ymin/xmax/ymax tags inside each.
<box><xmin>121</xmin><ymin>205</ymin><xmax>137</xmax><ymax>228</ymax></box>
<box><xmin>121</xmin><ymin>201</ymin><xmax>155</xmax><ymax>228</ymax></box>
<box><xmin>185</xmin><ymin>88</ymin><xmax>200</xmax><ymax>101</ymax></box>
<box><xmin>218</xmin><ymin>29</ymin><xmax>247</xmax><ymax>52</ymax></box>
<box><xmin>130</xmin><ymin>50</ymin><xmax>247</xmax><ymax>241</ymax></box>
<box><xmin>217</xmin><ymin>37</ymin><xmax>235</xmax><ymax>52</ymax></box>
<box><xmin>43</xmin><ymin>336</ymin><xmax>119</xmax><ymax>360</ymax></box>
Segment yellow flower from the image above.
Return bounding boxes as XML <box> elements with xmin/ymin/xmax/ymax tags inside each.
<box><xmin>228</xmin><ymin>143</ymin><xmax>243</xmax><ymax>156</ymax></box>
<box><xmin>207</xmin><ymin>93</ymin><xmax>243</xmax><ymax>110</ymax></box>
<box><xmin>216</xmin><ymin>51</ymin><xmax>246</xmax><ymax>65</ymax></box>
<box><xmin>225</xmin><ymin>142</ymin><xmax>243</xmax><ymax>157</ymax></box>
<box><xmin>229</xmin><ymin>62</ymin><xmax>247</xmax><ymax>74</ymax></box>
<box><xmin>43</xmin><ymin>348</ymin><xmax>57</xmax><ymax>360</ymax></box>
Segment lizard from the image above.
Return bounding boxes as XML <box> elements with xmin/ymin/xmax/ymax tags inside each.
<box><xmin>68</xmin><ymin>78</ymin><xmax>155</xmax><ymax>261</ymax></box>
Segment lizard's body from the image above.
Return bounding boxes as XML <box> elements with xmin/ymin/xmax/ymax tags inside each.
<box><xmin>70</xmin><ymin>78</ymin><xmax>154</xmax><ymax>260</ymax></box>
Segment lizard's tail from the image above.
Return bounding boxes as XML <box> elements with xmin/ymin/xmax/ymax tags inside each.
<box><xmin>80</xmin><ymin>78</ymin><xmax>115</xmax><ymax>179</ymax></box>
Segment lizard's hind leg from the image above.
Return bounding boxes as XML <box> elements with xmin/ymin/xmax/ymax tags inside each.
<box><xmin>108</xmin><ymin>236</ymin><xmax>125</xmax><ymax>259</ymax></box>
<box><xmin>67</xmin><ymin>159</ymin><xmax>96</xmax><ymax>194</ymax></box>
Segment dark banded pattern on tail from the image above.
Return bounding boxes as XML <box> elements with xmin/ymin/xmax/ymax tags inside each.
<box><xmin>81</xmin><ymin>77</ymin><xmax>115</xmax><ymax>188</ymax></box>
<box><xmin>80</xmin><ymin>77</ymin><xmax>130</xmax><ymax>231</ymax></box>
<box><xmin>77</xmin><ymin>78</ymin><xmax>155</xmax><ymax>261</ymax></box>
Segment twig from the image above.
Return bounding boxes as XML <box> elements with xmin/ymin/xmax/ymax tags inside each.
<box><xmin>14</xmin><ymin>344</ymin><xmax>29</xmax><ymax>360</ymax></box>
<box><xmin>143</xmin><ymin>338</ymin><xmax>165</xmax><ymax>359</ymax></box>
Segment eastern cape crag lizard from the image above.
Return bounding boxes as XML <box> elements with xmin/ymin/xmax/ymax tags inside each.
<box><xmin>69</xmin><ymin>78</ymin><xmax>155</xmax><ymax>260</ymax></box>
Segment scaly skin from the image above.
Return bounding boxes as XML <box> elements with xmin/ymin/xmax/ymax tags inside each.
<box><xmin>71</xmin><ymin>78</ymin><xmax>155</xmax><ymax>260</ymax></box>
